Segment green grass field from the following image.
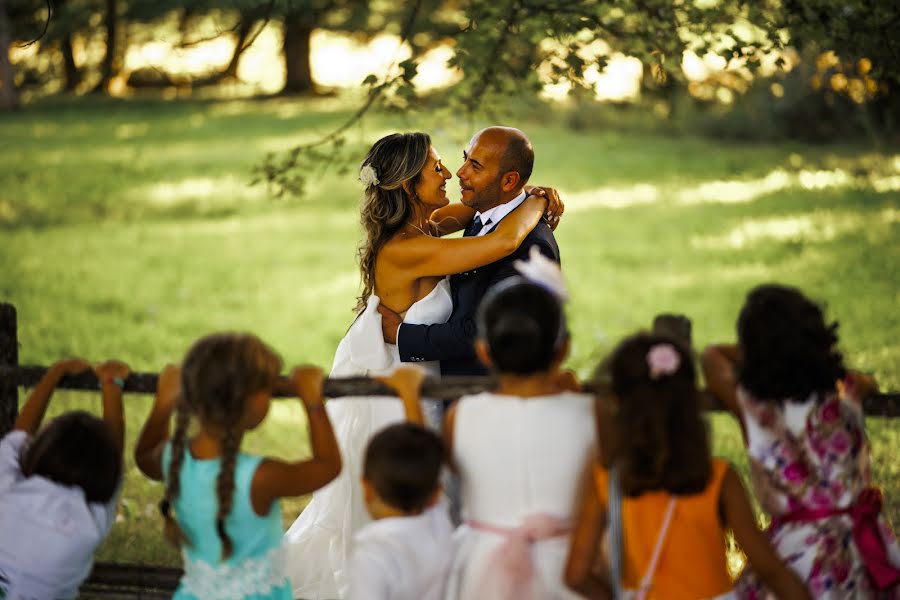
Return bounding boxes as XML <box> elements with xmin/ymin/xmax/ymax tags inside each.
<box><xmin>1</xmin><ymin>95</ymin><xmax>898</xmax><ymax>566</ymax></box>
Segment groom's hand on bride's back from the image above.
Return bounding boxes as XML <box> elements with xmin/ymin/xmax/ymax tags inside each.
<box><xmin>377</xmin><ymin>303</ymin><xmax>402</xmax><ymax>344</ymax></box>
<box><xmin>525</xmin><ymin>185</ymin><xmax>565</xmax><ymax>231</ymax></box>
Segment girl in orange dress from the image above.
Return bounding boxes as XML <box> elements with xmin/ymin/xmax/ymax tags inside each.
<box><xmin>564</xmin><ymin>332</ymin><xmax>810</xmax><ymax>600</ymax></box>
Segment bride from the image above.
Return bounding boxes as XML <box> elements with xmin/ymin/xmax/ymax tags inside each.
<box><xmin>283</xmin><ymin>132</ymin><xmax>555</xmax><ymax>599</ymax></box>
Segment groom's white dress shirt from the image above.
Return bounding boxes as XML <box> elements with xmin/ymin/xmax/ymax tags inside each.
<box><xmin>471</xmin><ymin>190</ymin><xmax>528</xmax><ymax>236</ymax></box>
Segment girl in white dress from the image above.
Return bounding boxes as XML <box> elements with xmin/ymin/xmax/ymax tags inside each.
<box><xmin>283</xmin><ymin>132</ymin><xmax>555</xmax><ymax>599</ymax></box>
<box><xmin>443</xmin><ymin>270</ymin><xmax>595</xmax><ymax>600</ymax></box>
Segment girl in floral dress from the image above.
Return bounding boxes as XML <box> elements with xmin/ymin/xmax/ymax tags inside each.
<box><xmin>703</xmin><ymin>284</ymin><xmax>900</xmax><ymax>599</ymax></box>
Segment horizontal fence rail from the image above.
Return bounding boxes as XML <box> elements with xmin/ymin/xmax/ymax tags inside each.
<box><xmin>4</xmin><ymin>364</ymin><xmax>900</xmax><ymax>416</ymax></box>
<box><xmin>4</xmin><ymin>365</ymin><xmax>498</xmax><ymax>401</ymax></box>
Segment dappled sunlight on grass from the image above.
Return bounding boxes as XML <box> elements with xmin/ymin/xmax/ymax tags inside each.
<box><xmin>679</xmin><ymin>170</ymin><xmax>794</xmax><ymax>205</ymax></box>
<box><xmin>567</xmin><ymin>163</ymin><xmax>900</xmax><ymax>212</ymax></box>
<box><xmin>652</xmin><ymin>263</ymin><xmax>774</xmax><ymax>290</ymax></box>
<box><xmin>142</xmin><ymin>176</ymin><xmax>268</xmax><ymax>206</ymax></box>
<box><xmin>114</xmin><ymin>121</ymin><xmax>153</xmax><ymax>140</ymax></box>
<box><xmin>691</xmin><ymin>211</ymin><xmax>865</xmax><ymax>249</ymax></box>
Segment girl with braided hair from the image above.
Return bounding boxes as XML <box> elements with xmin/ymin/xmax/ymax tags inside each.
<box><xmin>135</xmin><ymin>333</ymin><xmax>341</xmax><ymax>600</ymax></box>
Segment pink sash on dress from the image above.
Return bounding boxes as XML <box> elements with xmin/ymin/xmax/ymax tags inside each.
<box><xmin>771</xmin><ymin>487</ymin><xmax>900</xmax><ymax>590</ymax></box>
<box><xmin>466</xmin><ymin>513</ymin><xmax>569</xmax><ymax>600</ymax></box>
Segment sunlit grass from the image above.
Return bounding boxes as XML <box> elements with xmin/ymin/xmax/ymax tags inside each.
<box><xmin>2</xmin><ymin>96</ymin><xmax>898</xmax><ymax>566</ymax></box>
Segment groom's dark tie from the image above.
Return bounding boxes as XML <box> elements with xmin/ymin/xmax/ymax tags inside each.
<box><xmin>465</xmin><ymin>215</ymin><xmax>485</xmax><ymax>237</ymax></box>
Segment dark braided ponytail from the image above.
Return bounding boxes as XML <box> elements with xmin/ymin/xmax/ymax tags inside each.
<box><xmin>161</xmin><ymin>394</ymin><xmax>191</xmax><ymax>549</ymax></box>
<box><xmin>215</xmin><ymin>425</ymin><xmax>242</xmax><ymax>559</ymax></box>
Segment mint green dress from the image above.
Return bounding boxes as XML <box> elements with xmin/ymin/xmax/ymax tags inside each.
<box><xmin>163</xmin><ymin>443</ymin><xmax>292</xmax><ymax>600</ymax></box>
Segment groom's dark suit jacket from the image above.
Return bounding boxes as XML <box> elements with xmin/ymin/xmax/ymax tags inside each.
<box><xmin>397</xmin><ymin>215</ymin><xmax>560</xmax><ymax>376</ymax></box>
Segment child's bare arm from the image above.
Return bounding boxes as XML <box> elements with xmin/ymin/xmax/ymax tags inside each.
<box><xmin>15</xmin><ymin>358</ymin><xmax>91</xmax><ymax>434</ymax></box>
<box><xmin>700</xmin><ymin>344</ymin><xmax>741</xmax><ymax>416</ymax></box>
<box><xmin>134</xmin><ymin>364</ymin><xmax>180</xmax><ymax>481</ymax></box>
<box><xmin>375</xmin><ymin>366</ymin><xmax>426</xmax><ymax>425</ymax></box>
<box><xmin>251</xmin><ymin>366</ymin><xmax>342</xmax><ymax>515</ymax></box>
<box><xmin>847</xmin><ymin>369</ymin><xmax>879</xmax><ymax>400</ymax></box>
<box><xmin>720</xmin><ymin>465</ymin><xmax>811</xmax><ymax>600</ymax></box>
<box><xmin>442</xmin><ymin>402</ymin><xmax>459</xmax><ymax>472</ymax></box>
<box><xmin>94</xmin><ymin>360</ymin><xmax>130</xmax><ymax>456</ymax></box>
<box><xmin>564</xmin><ymin>463</ymin><xmax>613</xmax><ymax>599</ymax></box>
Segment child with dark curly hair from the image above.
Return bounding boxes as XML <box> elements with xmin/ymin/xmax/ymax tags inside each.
<box><xmin>134</xmin><ymin>333</ymin><xmax>342</xmax><ymax>600</ymax></box>
<box><xmin>0</xmin><ymin>357</ymin><xmax>129</xmax><ymax>599</ymax></box>
<box><xmin>565</xmin><ymin>332</ymin><xmax>810</xmax><ymax>600</ymax></box>
<box><xmin>703</xmin><ymin>284</ymin><xmax>900</xmax><ymax>599</ymax></box>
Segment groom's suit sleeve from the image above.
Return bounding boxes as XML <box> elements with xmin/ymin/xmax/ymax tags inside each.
<box><xmin>396</xmin><ymin>233</ymin><xmax>559</xmax><ymax>364</ymax></box>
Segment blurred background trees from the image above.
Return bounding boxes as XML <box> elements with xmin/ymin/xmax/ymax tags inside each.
<box><xmin>2</xmin><ymin>0</ymin><xmax>898</xmax><ymax>147</ymax></box>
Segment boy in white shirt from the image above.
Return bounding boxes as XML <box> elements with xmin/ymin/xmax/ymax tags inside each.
<box><xmin>349</xmin><ymin>368</ymin><xmax>453</xmax><ymax>600</ymax></box>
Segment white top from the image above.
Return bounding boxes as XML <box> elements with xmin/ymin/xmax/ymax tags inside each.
<box><xmin>283</xmin><ymin>279</ymin><xmax>453</xmax><ymax>599</ymax></box>
<box><xmin>349</xmin><ymin>502</ymin><xmax>453</xmax><ymax>600</ymax></box>
<box><xmin>473</xmin><ymin>191</ymin><xmax>528</xmax><ymax>236</ymax></box>
<box><xmin>446</xmin><ymin>391</ymin><xmax>596</xmax><ymax>600</ymax></box>
<box><xmin>0</xmin><ymin>430</ymin><xmax>119</xmax><ymax>599</ymax></box>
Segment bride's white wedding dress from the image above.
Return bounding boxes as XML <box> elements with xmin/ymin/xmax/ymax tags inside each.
<box><xmin>283</xmin><ymin>278</ymin><xmax>453</xmax><ymax>600</ymax></box>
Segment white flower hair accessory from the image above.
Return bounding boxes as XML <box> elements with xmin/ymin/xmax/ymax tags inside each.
<box><xmin>359</xmin><ymin>163</ymin><xmax>379</xmax><ymax>188</ymax></box>
<box><xmin>513</xmin><ymin>245</ymin><xmax>569</xmax><ymax>301</ymax></box>
<box><xmin>647</xmin><ymin>343</ymin><xmax>680</xmax><ymax>379</ymax></box>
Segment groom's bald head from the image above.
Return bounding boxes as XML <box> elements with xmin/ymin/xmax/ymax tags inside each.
<box><xmin>458</xmin><ymin>126</ymin><xmax>535</xmax><ymax>211</ymax></box>
<box><xmin>493</xmin><ymin>126</ymin><xmax>534</xmax><ymax>186</ymax></box>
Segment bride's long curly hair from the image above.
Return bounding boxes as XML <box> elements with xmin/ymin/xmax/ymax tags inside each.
<box><xmin>356</xmin><ymin>132</ymin><xmax>431</xmax><ymax>312</ymax></box>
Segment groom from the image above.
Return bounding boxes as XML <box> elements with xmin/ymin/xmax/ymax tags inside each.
<box><xmin>378</xmin><ymin>126</ymin><xmax>561</xmax><ymax>376</ymax></box>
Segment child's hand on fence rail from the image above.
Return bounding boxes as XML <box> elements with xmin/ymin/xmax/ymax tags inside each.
<box><xmin>94</xmin><ymin>360</ymin><xmax>131</xmax><ymax>388</ymax></box>
<box><xmin>375</xmin><ymin>366</ymin><xmax>426</xmax><ymax>425</ymax></box>
<box><xmin>14</xmin><ymin>358</ymin><xmax>92</xmax><ymax>434</ymax></box>
<box><xmin>48</xmin><ymin>357</ymin><xmax>92</xmax><ymax>380</ymax></box>
<box><xmin>291</xmin><ymin>366</ymin><xmax>325</xmax><ymax>410</ymax></box>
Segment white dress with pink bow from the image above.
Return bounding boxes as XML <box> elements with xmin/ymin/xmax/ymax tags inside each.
<box><xmin>446</xmin><ymin>391</ymin><xmax>596</xmax><ymax>600</ymax></box>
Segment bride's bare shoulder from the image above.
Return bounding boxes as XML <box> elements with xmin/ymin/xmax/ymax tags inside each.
<box><xmin>377</xmin><ymin>231</ymin><xmax>441</xmax><ymax>267</ymax></box>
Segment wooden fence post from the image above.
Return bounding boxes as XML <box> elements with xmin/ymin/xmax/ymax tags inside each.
<box><xmin>0</xmin><ymin>303</ymin><xmax>17</xmax><ymax>435</ymax></box>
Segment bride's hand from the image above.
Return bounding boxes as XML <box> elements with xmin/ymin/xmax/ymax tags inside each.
<box><xmin>377</xmin><ymin>303</ymin><xmax>402</xmax><ymax>344</ymax></box>
<box><xmin>525</xmin><ymin>185</ymin><xmax>565</xmax><ymax>230</ymax></box>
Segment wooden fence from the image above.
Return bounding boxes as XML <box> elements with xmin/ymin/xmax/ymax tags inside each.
<box><xmin>2</xmin><ymin>301</ymin><xmax>899</xmax><ymax>596</ymax></box>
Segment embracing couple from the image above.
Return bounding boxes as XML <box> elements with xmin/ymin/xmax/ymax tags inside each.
<box><xmin>283</xmin><ymin>126</ymin><xmax>564</xmax><ymax>599</ymax></box>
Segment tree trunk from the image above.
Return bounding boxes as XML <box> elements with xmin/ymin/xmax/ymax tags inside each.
<box><xmin>281</xmin><ymin>13</ymin><xmax>315</xmax><ymax>95</ymax></box>
<box><xmin>92</xmin><ymin>0</ymin><xmax>118</xmax><ymax>93</ymax></box>
<box><xmin>61</xmin><ymin>34</ymin><xmax>80</xmax><ymax>91</ymax></box>
<box><xmin>0</xmin><ymin>0</ymin><xmax>17</xmax><ymax>110</ymax></box>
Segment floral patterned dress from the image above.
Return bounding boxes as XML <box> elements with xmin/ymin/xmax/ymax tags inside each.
<box><xmin>736</xmin><ymin>377</ymin><xmax>900</xmax><ymax>599</ymax></box>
